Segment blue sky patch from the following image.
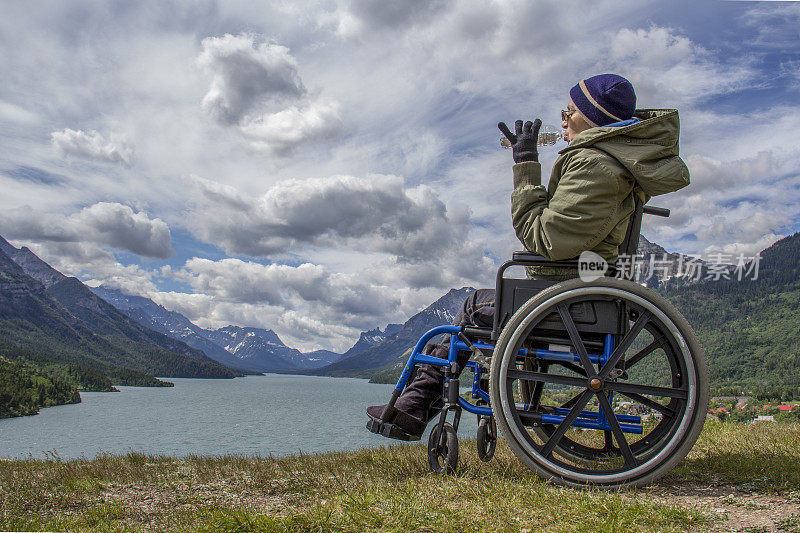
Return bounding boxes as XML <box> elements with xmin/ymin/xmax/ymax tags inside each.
<box><xmin>3</xmin><ymin>166</ymin><xmax>67</xmax><ymax>186</ymax></box>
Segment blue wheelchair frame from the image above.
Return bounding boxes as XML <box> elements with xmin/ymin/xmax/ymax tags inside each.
<box><xmin>396</xmin><ymin>325</ymin><xmax>643</xmax><ymax>435</ymax></box>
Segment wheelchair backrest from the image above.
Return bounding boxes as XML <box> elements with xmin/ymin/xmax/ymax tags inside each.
<box><xmin>618</xmin><ymin>194</ymin><xmax>644</xmax><ymax>257</ymax></box>
<box><xmin>491</xmin><ymin>194</ymin><xmax>669</xmax><ymax>340</ymax></box>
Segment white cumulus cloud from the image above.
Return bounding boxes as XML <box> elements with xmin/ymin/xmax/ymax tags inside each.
<box><xmin>239</xmin><ymin>99</ymin><xmax>343</xmax><ymax>155</ymax></box>
<box><xmin>51</xmin><ymin>129</ymin><xmax>134</xmax><ymax>166</ymax></box>
<box><xmin>196</xmin><ymin>32</ymin><xmax>342</xmax><ymax>157</ymax></box>
<box><xmin>175</xmin><ymin>258</ymin><xmax>394</xmax><ymax>316</ymax></box>
<box><xmin>640</xmin><ymin>150</ymin><xmax>800</xmax><ymax>258</ymax></box>
<box><xmin>0</xmin><ymin>202</ymin><xmax>172</xmax><ymax>259</ymax></box>
<box><xmin>188</xmin><ymin>173</ymin><xmax>451</xmax><ymax>255</ymax></box>
<box><xmin>197</xmin><ymin>33</ymin><xmax>306</xmax><ymax>124</ymax></box>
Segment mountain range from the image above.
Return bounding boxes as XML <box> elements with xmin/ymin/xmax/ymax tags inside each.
<box><xmin>308</xmin><ymin>287</ymin><xmax>473</xmax><ymax>378</ymax></box>
<box><xmin>88</xmin><ymin>286</ymin><xmax>402</xmax><ymax>373</ymax></box>
<box><xmin>90</xmin><ymin>284</ymin><xmax>469</xmax><ymax>380</ymax></box>
<box><xmin>0</xmin><ymin>233</ymin><xmax>434</xmax><ymax>380</ymax></box>
<box><xmin>0</xmin><ymin>232</ymin><xmax>732</xmax><ymax>391</ymax></box>
<box><xmin>0</xmin><ymin>236</ymin><xmax>241</xmax><ymax>395</ymax></box>
<box><xmin>90</xmin><ymin>286</ymin><xmax>309</xmax><ymax>373</ymax></box>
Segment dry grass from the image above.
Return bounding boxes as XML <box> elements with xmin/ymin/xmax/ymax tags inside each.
<box><xmin>1</xmin><ymin>421</ymin><xmax>799</xmax><ymax>532</ymax></box>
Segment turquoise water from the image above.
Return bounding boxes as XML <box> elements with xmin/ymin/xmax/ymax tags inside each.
<box><xmin>0</xmin><ymin>374</ymin><xmax>477</xmax><ymax>460</ymax></box>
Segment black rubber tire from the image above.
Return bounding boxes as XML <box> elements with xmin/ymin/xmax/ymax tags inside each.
<box><xmin>489</xmin><ymin>277</ymin><xmax>709</xmax><ymax>489</ymax></box>
<box><xmin>428</xmin><ymin>422</ymin><xmax>458</xmax><ymax>474</ymax></box>
<box><xmin>476</xmin><ymin>417</ymin><xmax>497</xmax><ymax>462</ymax></box>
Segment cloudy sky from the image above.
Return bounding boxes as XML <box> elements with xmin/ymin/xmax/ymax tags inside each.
<box><xmin>1</xmin><ymin>1</ymin><xmax>798</xmax><ymax>352</ymax></box>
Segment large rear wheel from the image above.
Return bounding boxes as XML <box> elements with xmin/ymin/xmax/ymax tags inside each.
<box><xmin>489</xmin><ymin>277</ymin><xmax>708</xmax><ymax>488</ymax></box>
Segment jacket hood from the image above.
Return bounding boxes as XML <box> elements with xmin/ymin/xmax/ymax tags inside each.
<box><xmin>560</xmin><ymin>108</ymin><xmax>690</xmax><ymax>196</ymax></box>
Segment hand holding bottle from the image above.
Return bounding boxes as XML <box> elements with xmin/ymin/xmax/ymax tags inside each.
<box><xmin>500</xmin><ymin>123</ymin><xmax>562</xmax><ymax>149</ymax></box>
<box><xmin>498</xmin><ymin>118</ymin><xmax>542</xmax><ymax>163</ymax></box>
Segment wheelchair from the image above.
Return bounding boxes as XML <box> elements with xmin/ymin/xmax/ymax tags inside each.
<box><xmin>367</xmin><ymin>199</ymin><xmax>709</xmax><ymax>489</ymax></box>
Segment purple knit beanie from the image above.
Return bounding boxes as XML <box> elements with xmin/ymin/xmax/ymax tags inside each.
<box><xmin>569</xmin><ymin>74</ymin><xmax>636</xmax><ymax>127</ymax></box>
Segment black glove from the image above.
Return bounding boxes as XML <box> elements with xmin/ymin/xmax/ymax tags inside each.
<box><xmin>498</xmin><ymin>118</ymin><xmax>542</xmax><ymax>163</ymax></box>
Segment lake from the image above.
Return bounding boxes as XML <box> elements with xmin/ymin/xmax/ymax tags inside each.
<box><xmin>0</xmin><ymin>374</ymin><xmax>477</xmax><ymax>460</ymax></box>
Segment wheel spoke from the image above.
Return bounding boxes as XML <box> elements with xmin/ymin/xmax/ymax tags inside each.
<box><xmin>605</xmin><ymin>381</ymin><xmax>688</xmax><ymax>399</ymax></box>
<box><xmin>506</xmin><ymin>369</ymin><xmax>586</xmax><ymax>388</ymax></box>
<box><xmin>620</xmin><ymin>391</ymin><xmax>677</xmax><ymax>417</ymax></box>
<box><xmin>596</xmin><ymin>392</ymin><xmax>637</xmax><ymax>467</ymax></box>
<box><xmin>603</xmin><ymin>430</ymin><xmax>614</xmax><ymax>453</ymax></box>
<box><xmin>623</xmin><ymin>337</ymin><xmax>664</xmax><ymax>370</ymax></box>
<box><xmin>600</xmin><ymin>310</ymin><xmax>651</xmax><ymax>379</ymax></box>
<box><xmin>540</xmin><ymin>389</ymin><xmax>593</xmax><ymax>459</ymax></box>
<box><xmin>557</xmin><ymin>304</ymin><xmax>595</xmax><ymax>376</ymax></box>
<box><xmin>528</xmin><ymin>366</ymin><xmax>546</xmax><ymax>412</ymax></box>
<box><xmin>551</xmin><ymin>360</ymin><xmax>587</xmax><ymax>376</ymax></box>
<box><xmin>560</xmin><ymin>390</ymin><xmax>586</xmax><ymax>409</ymax></box>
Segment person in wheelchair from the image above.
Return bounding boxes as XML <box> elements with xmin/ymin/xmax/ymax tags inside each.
<box><xmin>367</xmin><ymin>73</ymin><xmax>689</xmax><ymax>441</ymax></box>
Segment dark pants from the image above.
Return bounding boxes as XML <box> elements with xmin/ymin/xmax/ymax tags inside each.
<box><xmin>393</xmin><ymin>289</ymin><xmax>496</xmax><ymax>420</ymax></box>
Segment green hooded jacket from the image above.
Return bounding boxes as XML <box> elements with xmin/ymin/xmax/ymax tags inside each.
<box><xmin>510</xmin><ymin>108</ymin><xmax>689</xmax><ymax>279</ymax></box>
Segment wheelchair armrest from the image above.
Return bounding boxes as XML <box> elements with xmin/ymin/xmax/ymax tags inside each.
<box><xmin>461</xmin><ymin>326</ymin><xmax>493</xmax><ymax>339</ymax></box>
<box><xmin>511</xmin><ymin>251</ymin><xmax>580</xmax><ymax>267</ymax></box>
<box><xmin>643</xmin><ymin>205</ymin><xmax>670</xmax><ymax>217</ymax></box>
<box><xmin>510</xmin><ymin>250</ymin><xmax>621</xmax><ymax>275</ymax></box>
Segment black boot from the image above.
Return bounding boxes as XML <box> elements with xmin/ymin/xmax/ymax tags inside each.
<box><xmin>366</xmin><ymin>344</ymin><xmax>448</xmax><ymax>440</ymax></box>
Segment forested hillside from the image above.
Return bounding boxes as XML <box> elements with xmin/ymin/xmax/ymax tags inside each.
<box><xmin>659</xmin><ymin>232</ymin><xmax>800</xmax><ymax>394</ymax></box>
<box><xmin>0</xmin><ymin>248</ymin><xmax>174</xmax><ymax>388</ymax></box>
<box><xmin>0</xmin><ymin>357</ymin><xmax>81</xmax><ymax>418</ymax></box>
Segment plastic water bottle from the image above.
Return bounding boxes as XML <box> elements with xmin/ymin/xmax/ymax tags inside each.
<box><xmin>500</xmin><ymin>124</ymin><xmax>563</xmax><ymax>148</ymax></box>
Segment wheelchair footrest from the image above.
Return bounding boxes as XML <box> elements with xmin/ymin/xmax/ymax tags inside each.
<box><xmin>366</xmin><ymin>418</ymin><xmax>421</xmax><ymax>441</ymax></box>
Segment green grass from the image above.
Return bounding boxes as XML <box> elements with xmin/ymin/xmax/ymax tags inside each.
<box><xmin>3</xmin><ymin>421</ymin><xmax>800</xmax><ymax>532</ymax></box>
<box><xmin>668</xmin><ymin>420</ymin><xmax>800</xmax><ymax>491</ymax></box>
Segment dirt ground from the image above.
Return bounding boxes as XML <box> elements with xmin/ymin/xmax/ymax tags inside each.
<box><xmin>643</xmin><ymin>481</ymin><xmax>800</xmax><ymax>532</ymax></box>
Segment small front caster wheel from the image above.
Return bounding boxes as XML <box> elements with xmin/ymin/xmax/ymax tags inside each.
<box><xmin>476</xmin><ymin>416</ymin><xmax>497</xmax><ymax>462</ymax></box>
<box><xmin>428</xmin><ymin>422</ymin><xmax>458</xmax><ymax>474</ymax></box>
